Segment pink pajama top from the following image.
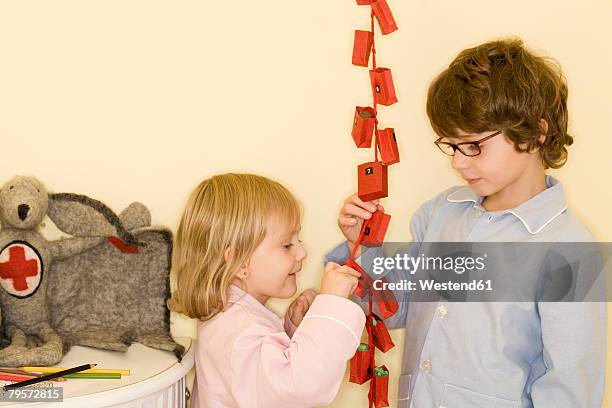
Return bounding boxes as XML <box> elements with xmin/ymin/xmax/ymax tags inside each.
<box><xmin>190</xmin><ymin>285</ymin><xmax>366</xmax><ymax>407</ymax></box>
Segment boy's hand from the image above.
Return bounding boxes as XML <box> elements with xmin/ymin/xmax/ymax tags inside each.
<box><xmin>338</xmin><ymin>193</ymin><xmax>384</xmax><ymax>253</ymax></box>
<box><xmin>287</xmin><ymin>289</ymin><xmax>317</xmax><ymax>326</ymax></box>
<box><xmin>320</xmin><ymin>262</ymin><xmax>360</xmax><ymax>299</ymax></box>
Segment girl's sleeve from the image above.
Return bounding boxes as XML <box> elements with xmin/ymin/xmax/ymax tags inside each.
<box><xmin>229</xmin><ymin>294</ymin><xmax>365</xmax><ymax>407</ymax></box>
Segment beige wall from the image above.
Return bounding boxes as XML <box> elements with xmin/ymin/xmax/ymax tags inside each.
<box><xmin>1</xmin><ymin>1</ymin><xmax>610</xmax><ymax>406</ymax></box>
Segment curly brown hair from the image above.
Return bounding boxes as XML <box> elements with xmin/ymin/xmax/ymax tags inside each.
<box><xmin>426</xmin><ymin>38</ymin><xmax>573</xmax><ymax>169</ymax></box>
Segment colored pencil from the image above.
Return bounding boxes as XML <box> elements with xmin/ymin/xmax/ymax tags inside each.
<box><xmin>0</xmin><ymin>373</ymin><xmax>36</xmax><ymax>382</ymax></box>
<box><xmin>0</xmin><ymin>370</ymin><xmax>38</xmax><ymax>378</ymax></box>
<box><xmin>3</xmin><ymin>364</ymin><xmax>96</xmax><ymax>390</ymax></box>
<box><xmin>21</xmin><ymin>366</ymin><xmax>130</xmax><ymax>376</ymax></box>
<box><xmin>0</xmin><ymin>369</ymin><xmax>68</xmax><ymax>382</ymax></box>
<box><xmin>63</xmin><ymin>373</ymin><xmax>121</xmax><ymax>379</ymax></box>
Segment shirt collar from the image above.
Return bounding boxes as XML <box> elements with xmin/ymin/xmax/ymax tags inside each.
<box><xmin>446</xmin><ymin>175</ymin><xmax>567</xmax><ymax>235</ymax></box>
<box><xmin>228</xmin><ymin>284</ymin><xmax>282</xmax><ymax>323</ymax></box>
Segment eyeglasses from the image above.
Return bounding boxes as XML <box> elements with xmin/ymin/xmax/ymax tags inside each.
<box><xmin>434</xmin><ymin>130</ymin><xmax>503</xmax><ymax>157</ymax></box>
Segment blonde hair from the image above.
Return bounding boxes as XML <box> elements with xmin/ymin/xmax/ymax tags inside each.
<box><xmin>168</xmin><ymin>173</ymin><xmax>301</xmax><ymax>320</ymax></box>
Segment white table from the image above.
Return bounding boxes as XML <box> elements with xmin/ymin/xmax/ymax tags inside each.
<box><xmin>1</xmin><ymin>337</ymin><xmax>194</xmax><ymax>408</ymax></box>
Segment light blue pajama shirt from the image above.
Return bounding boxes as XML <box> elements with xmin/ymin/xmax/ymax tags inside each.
<box><xmin>325</xmin><ymin>175</ymin><xmax>606</xmax><ymax>408</ymax></box>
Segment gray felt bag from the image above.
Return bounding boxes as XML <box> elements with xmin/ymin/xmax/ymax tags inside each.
<box><xmin>0</xmin><ymin>176</ymin><xmax>183</xmax><ymax>367</ymax></box>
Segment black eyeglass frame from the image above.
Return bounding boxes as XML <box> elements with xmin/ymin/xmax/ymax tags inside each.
<box><xmin>434</xmin><ymin>130</ymin><xmax>504</xmax><ymax>157</ymax></box>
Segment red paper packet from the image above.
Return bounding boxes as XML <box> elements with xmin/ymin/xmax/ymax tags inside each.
<box><xmin>345</xmin><ymin>259</ymin><xmax>373</xmax><ymax>299</ymax></box>
<box><xmin>358</xmin><ymin>161</ymin><xmax>388</xmax><ymax>202</ymax></box>
<box><xmin>349</xmin><ymin>343</ymin><xmax>372</xmax><ymax>384</ymax></box>
<box><xmin>373</xmin><ymin>365</ymin><xmax>390</xmax><ymax>407</ymax></box>
<box><xmin>371</xmin><ymin>314</ymin><xmax>395</xmax><ymax>352</ymax></box>
<box><xmin>352</xmin><ymin>30</ymin><xmax>374</xmax><ymax>67</ymax></box>
<box><xmin>374</xmin><ymin>282</ymin><xmax>399</xmax><ymax>319</ymax></box>
<box><xmin>370</xmin><ymin>68</ymin><xmax>398</xmax><ymax>106</ymax></box>
<box><xmin>351</xmin><ymin>106</ymin><xmax>376</xmax><ymax>148</ymax></box>
<box><xmin>371</xmin><ymin>0</ymin><xmax>398</xmax><ymax>35</ymax></box>
<box><xmin>361</xmin><ymin>209</ymin><xmax>391</xmax><ymax>247</ymax></box>
<box><xmin>378</xmin><ymin>128</ymin><xmax>400</xmax><ymax>165</ymax></box>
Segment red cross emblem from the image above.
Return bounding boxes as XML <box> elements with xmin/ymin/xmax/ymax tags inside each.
<box><xmin>0</xmin><ymin>242</ymin><xmax>43</xmax><ymax>297</ymax></box>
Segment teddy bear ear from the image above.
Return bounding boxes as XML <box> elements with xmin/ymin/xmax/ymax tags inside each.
<box><xmin>47</xmin><ymin>193</ymin><xmax>138</xmax><ymax>244</ymax></box>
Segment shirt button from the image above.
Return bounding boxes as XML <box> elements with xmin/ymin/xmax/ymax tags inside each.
<box><xmin>437</xmin><ymin>305</ymin><xmax>448</xmax><ymax>318</ymax></box>
<box><xmin>487</xmin><ymin>215</ymin><xmax>493</xmax><ymax>223</ymax></box>
<box><xmin>421</xmin><ymin>360</ymin><xmax>431</xmax><ymax>373</ymax></box>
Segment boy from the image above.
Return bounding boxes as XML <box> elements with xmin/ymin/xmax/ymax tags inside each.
<box><xmin>326</xmin><ymin>38</ymin><xmax>606</xmax><ymax>407</ymax></box>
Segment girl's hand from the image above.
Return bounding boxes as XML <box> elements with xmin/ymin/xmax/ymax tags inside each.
<box><xmin>287</xmin><ymin>289</ymin><xmax>317</xmax><ymax>326</ymax></box>
<box><xmin>320</xmin><ymin>262</ymin><xmax>360</xmax><ymax>299</ymax></box>
<box><xmin>337</xmin><ymin>193</ymin><xmax>384</xmax><ymax>253</ymax></box>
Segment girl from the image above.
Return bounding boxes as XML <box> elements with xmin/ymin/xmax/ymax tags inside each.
<box><xmin>169</xmin><ymin>173</ymin><xmax>366</xmax><ymax>408</ymax></box>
